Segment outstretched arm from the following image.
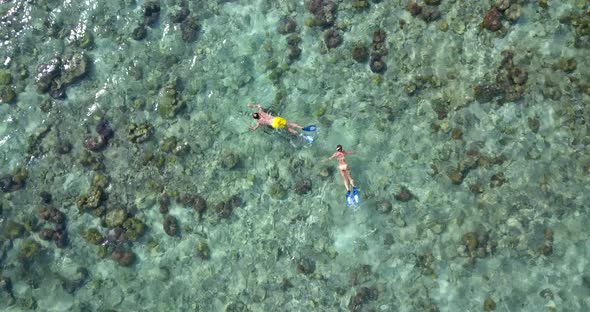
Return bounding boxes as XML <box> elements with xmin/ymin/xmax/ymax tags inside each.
<box><xmin>324</xmin><ymin>152</ymin><xmax>338</xmax><ymax>161</ymax></box>
<box><xmin>248</xmin><ymin>103</ymin><xmax>265</xmax><ymax>115</ymax></box>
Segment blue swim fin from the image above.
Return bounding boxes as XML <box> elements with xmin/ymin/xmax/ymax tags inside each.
<box><xmin>303</xmin><ymin>125</ymin><xmax>317</xmax><ymax>132</ymax></box>
<box><xmin>352</xmin><ymin>187</ymin><xmax>360</xmax><ymax>205</ymax></box>
<box><xmin>301</xmin><ymin>133</ymin><xmax>314</xmax><ymax>144</ymax></box>
<box><xmin>346</xmin><ymin>191</ymin><xmax>353</xmax><ymax>207</ymax></box>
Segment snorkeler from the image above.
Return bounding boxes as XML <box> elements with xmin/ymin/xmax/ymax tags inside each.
<box><xmin>247</xmin><ymin>104</ymin><xmax>316</xmax><ymax>143</ymax></box>
<box><xmin>325</xmin><ymin>144</ymin><xmax>360</xmax><ymax>206</ymax></box>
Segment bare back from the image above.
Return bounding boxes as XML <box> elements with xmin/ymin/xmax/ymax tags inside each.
<box><xmin>328</xmin><ymin>151</ymin><xmax>352</xmax><ymax>168</ymax></box>
<box><xmin>256</xmin><ymin>108</ymin><xmax>274</xmax><ymax>126</ymax></box>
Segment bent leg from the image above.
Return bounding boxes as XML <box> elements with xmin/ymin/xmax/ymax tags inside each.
<box><xmin>287</xmin><ymin>127</ymin><xmax>299</xmax><ymax>135</ymax></box>
<box><xmin>339</xmin><ymin>170</ymin><xmax>350</xmax><ymax>192</ymax></box>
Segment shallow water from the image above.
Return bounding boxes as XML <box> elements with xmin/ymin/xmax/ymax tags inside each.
<box><xmin>1</xmin><ymin>0</ymin><xmax>589</xmax><ymax>311</ymax></box>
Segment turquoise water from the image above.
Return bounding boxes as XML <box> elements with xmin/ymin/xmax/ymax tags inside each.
<box><xmin>1</xmin><ymin>0</ymin><xmax>589</xmax><ymax>311</ymax></box>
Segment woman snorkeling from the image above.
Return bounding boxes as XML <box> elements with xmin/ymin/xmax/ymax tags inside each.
<box><xmin>325</xmin><ymin>144</ymin><xmax>360</xmax><ymax>206</ymax></box>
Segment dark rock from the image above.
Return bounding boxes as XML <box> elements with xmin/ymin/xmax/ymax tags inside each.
<box><xmin>277</xmin><ymin>17</ymin><xmax>297</xmax><ymax>34</ymax></box>
<box><xmin>500</xmin><ymin>50</ymin><xmax>514</xmax><ymax>67</ymax></box>
<box><xmin>504</xmin><ymin>4</ymin><xmax>521</xmax><ymax>23</ymax></box>
<box><xmin>169</xmin><ymin>7</ymin><xmax>190</xmax><ymax>23</ymax></box>
<box><xmin>279</xmin><ymin>278</ymin><xmax>293</xmax><ymax>290</ymax></box>
<box><xmin>132</xmin><ymin>25</ymin><xmax>147</xmax><ymax>41</ymax></box>
<box><xmin>0</xmin><ymin>174</ymin><xmax>25</xmax><ymax>193</ymax></box>
<box><xmin>159</xmin><ymin>195</ymin><xmax>170</xmax><ymax>214</ymax></box>
<box><xmin>372</xmin><ymin>40</ymin><xmax>388</xmax><ymax>58</ymax></box>
<box><xmin>502</xmin><ymin>84</ymin><xmax>525</xmax><ymax>103</ymax></box>
<box><xmin>308</xmin><ymin>0</ymin><xmax>337</xmax><ymax>27</ymax></box>
<box><xmin>462</xmin><ymin>232</ymin><xmax>478</xmax><ymax>253</ymax></box>
<box><xmin>307</xmin><ymin>0</ymin><xmax>323</xmax><ymax>14</ymax></box>
<box><xmin>58</xmin><ymin>53</ymin><xmax>88</xmax><ymax>86</ymax></box>
<box><xmin>376</xmin><ymin>200</ymin><xmax>392</xmax><ymax>214</ymax></box>
<box><xmin>383</xmin><ymin>233</ymin><xmax>394</xmax><ymax>246</ymax></box>
<box><xmin>348</xmin><ymin>287</ymin><xmax>377</xmax><ymax>312</ymax></box>
<box><xmin>369</xmin><ymin>56</ymin><xmax>386</xmax><ymax>73</ymax></box>
<box><xmin>35</xmin><ymin>57</ymin><xmax>61</xmax><ymax>93</ymax></box>
<box><xmin>286</xmin><ymin>45</ymin><xmax>301</xmax><ymax>64</ymax></box>
<box><xmin>528</xmin><ymin>117</ymin><xmax>541</xmax><ymax>133</ymax></box>
<box><xmin>194</xmin><ymin>195</ymin><xmax>207</xmax><ymax>214</ymax></box>
<box><xmin>0</xmin><ymin>86</ymin><xmax>16</xmax><ymax>104</ymax></box>
<box><xmin>294</xmin><ymin>178</ymin><xmax>312</xmax><ymax>195</ymax></box>
<box><xmin>509</xmin><ymin>66</ymin><xmax>528</xmax><ymax>85</ymax></box>
<box><xmin>539</xmin><ymin>288</ymin><xmax>553</xmax><ymax>299</ymax></box>
<box><xmin>163</xmin><ymin>215</ymin><xmax>179</xmax><ymax>236</ymax></box>
<box><xmin>143</xmin><ymin>1</ymin><xmax>160</xmax><ymax>27</ymax></box>
<box><xmin>295</xmin><ymin>257</ymin><xmax>315</xmax><ymax>274</ymax></box>
<box><xmin>62</xmin><ymin>267</ymin><xmax>89</xmax><ymax>294</ymax></box>
<box><xmin>96</xmin><ymin>120</ymin><xmax>114</xmax><ymax>140</ymax></box>
<box><xmin>180</xmin><ymin>16</ymin><xmax>201</xmax><ymax>42</ymax></box>
<box><xmin>540</xmin><ymin>243</ymin><xmax>552</xmax><ymax>256</ymax></box>
<box><xmin>49</xmin><ymin>87</ymin><xmax>66</xmax><ymax>99</ymax></box>
<box><xmin>473</xmin><ymin>84</ymin><xmax>502</xmax><ymax>103</ymax></box>
<box><xmin>111</xmin><ymin>249</ymin><xmax>135</xmax><ymax>267</ymax></box>
<box><xmin>39</xmin><ymin>191</ymin><xmax>52</xmax><ymax>204</ymax></box>
<box><xmin>394</xmin><ymin>186</ymin><xmax>414</xmax><ymax>202</ymax></box>
<box><xmin>495</xmin><ymin>68</ymin><xmax>511</xmax><ymax>88</ymax></box>
<box><xmin>350</xmin><ymin>264</ymin><xmax>372</xmax><ymax>286</ymax></box>
<box><xmin>371</xmin><ymin>28</ymin><xmax>387</xmax><ymax>56</ymax></box>
<box><xmin>38</xmin><ymin>207</ymin><xmax>51</xmax><ymax>221</ymax></box>
<box><xmin>83</xmin><ymin>135</ymin><xmax>106</xmax><ymax>152</ymax></box>
<box><xmin>0</xmin><ymin>176</ymin><xmax>13</xmax><ymax>193</ymax></box>
<box><xmin>53</xmin><ymin>230</ymin><xmax>68</xmax><ymax>248</ymax></box>
<box><xmin>48</xmin><ymin>208</ymin><xmax>66</xmax><ymax>224</ymax></box>
<box><xmin>407</xmin><ymin>1</ymin><xmax>422</xmax><ymax>16</ymax></box>
<box><xmin>0</xmin><ymin>275</ymin><xmax>13</xmax><ymax>293</ymax></box>
<box><xmin>483</xmin><ymin>297</ymin><xmax>496</xmax><ymax>311</ymax></box>
<box><xmin>215</xmin><ymin>201</ymin><xmax>233</xmax><ymax>218</ymax></box>
<box><xmin>483</xmin><ymin>8</ymin><xmax>502</xmax><ymax>31</ymax></box>
<box><xmin>494</xmin><ymin>0</ymin><xmax>510</xmax><ymax>11</ymax></box>
<box><xmin>352</xmin><ymin>43</ymin><xmax>369</xmax><ymax>62</ymax></box>
<box><xmin>54</xmin><ymin>222</ymin><xmax>66</xmax><ymax>232</ymax></box>
<box><xmin>451</xmin><ymin>128</ymin><xmax>463</xmax><ymax>140</ymax></box>
<box><xmin>286</xmin><ymin>34</ymin><xmax>301</xmax><ymax>46</ymax></box>
<box><xmin>373</xmin><ymin>29</ymin><xmax>386</xmax><ymax>43</ymax></box>
<box><xmin>544</xmin><ymin>228</ymin><xmax>553</xmax><ymax>241</ymax></box>
<box><xmin>196</xmin><ymin>240</ymin><xmax>210</xmax><ymax>260</ymax></box>
<box><xmin>420</xmin><ymin>6</ymin><xmax>441</xmax><ymax>23</ymax></box>
<box><xmin>3</xmin><ymin>221</ymin><xmax>25</xmax><ymax>239</ymax></box>
<box><xmin>56</xmin><ymin>141</ymin><xmax>72</xmax><ymax>154</ymax></box>
<box><xmin>324</xmin><ymin>29</ymin><xmax>343</xmax><ymax>49</ymax></box>
<box><xmin>229</xmin><ymin>195</ymin><xmax>242</xmax><ymax>208</ymax></box>
<box><xmin>220</xmin><ymin>152</ymin><xmax>240</xmax><ymax>169</ymax></box>
<box><xmin>127</xmin><ymin>122</ymin><xmax>153</xmax><ymax>143</ymax></box>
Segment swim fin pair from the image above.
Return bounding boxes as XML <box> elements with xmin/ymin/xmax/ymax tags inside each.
<box><xmin>346</xmin><ymin>187</ymin><xmax>360</xmax><ymax>207</ymax></box>
<box><xmin>301</xmin><ymin>125</ymin><xmax>317</xmax><ymax>144</ymax></box>
<box><xmin>303</xmin><ymin>125</ymin><xmax>317</xmax><ymax>132</ymax></box>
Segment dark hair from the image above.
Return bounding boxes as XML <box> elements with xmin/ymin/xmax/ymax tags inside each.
<box><xmin>252</xmin><ymin>113</ymin><xmax>260</xmax><ymax>119</ymax></box>
<box><xmin>336</xmin><ymin>144</ymin><xmax>343</xmax><ymax>151</ymax></box>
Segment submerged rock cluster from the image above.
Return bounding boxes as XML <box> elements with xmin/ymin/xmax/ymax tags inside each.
<box><xmin>473</xmin><ymin>50</ymin><xmax>529</xmax><ymax>104</ymax></box>
<box><xmin>35</xmin><ymin>53</ymin><xmax>89</xmax><ymax>99</ymax></box>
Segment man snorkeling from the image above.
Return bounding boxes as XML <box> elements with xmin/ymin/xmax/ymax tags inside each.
<box><xmin>247</xmin><ymin>104</ymin><xmax>316</xmax><ymax>143</ymax></box>
<box><xmin>325</xmin><ymin>144</ymin><xmax>360</xmax><ymax>206</ymax></box>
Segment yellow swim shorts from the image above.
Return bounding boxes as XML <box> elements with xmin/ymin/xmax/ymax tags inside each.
<box><xmin>271</xmin><ymin>116</ymin><xmax>287</xmax><ymax>129</ymax></box>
